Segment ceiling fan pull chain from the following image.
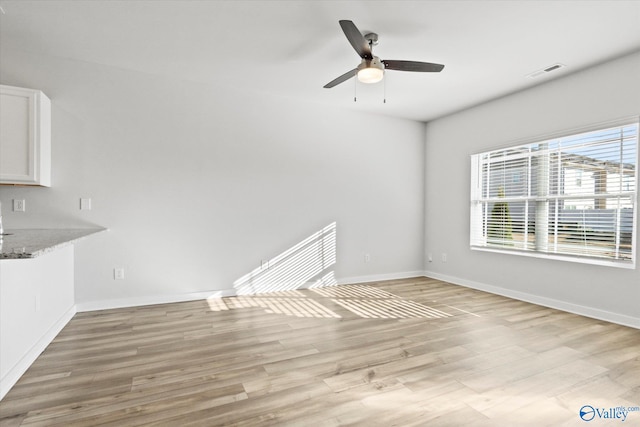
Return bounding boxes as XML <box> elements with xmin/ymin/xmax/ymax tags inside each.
<box><xmin>383</xmin><ymin>74</ymin><xmax>386</xmax><ymax>104</ymax></box>
<box><xmin>354</xmin><ymin>77</ymin><xmax>357</xmax><ymax>102</ymax></box>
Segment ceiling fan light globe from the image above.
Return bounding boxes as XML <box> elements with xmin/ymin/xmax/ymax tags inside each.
<box><xmin>357</xmin><ymin>57</ymin><xmax>385</xmax><ymax>84</ymax></box>
<box><xmin>357</xmin><ymin>67</ymin><xmax>384</xmax><ymax>84</ymax></box>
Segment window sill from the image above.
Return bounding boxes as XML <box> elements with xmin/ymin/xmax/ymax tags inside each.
<box><xmin>470</xmin><ymin>245</ymin><xmax>636</xmax><ymax>269</ymax></box>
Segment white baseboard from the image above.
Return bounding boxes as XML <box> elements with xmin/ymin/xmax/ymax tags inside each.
<box><xmin>75</xmin><ymin>271</ymin><xmax>426</xmax><ymax>313</ymax></box>
<box><xmin>423</xmin><ymin>270</ymin><xmax>640</xmax><ymax>330</ymax></box>
<box><xmin>0</xmin><ymin>305</ymin><xmax>77</xmax><ymax>401</ymax></box>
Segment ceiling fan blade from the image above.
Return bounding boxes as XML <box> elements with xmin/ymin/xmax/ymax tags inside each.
<box><xmin>324</xmin><ymin>68</ymin><xmax>358</xmax><ymax>88</ymax></box>
<box><xmin>382</xmin><ymin>60</ymin><xmax>445</xmax><ymax>72</ymax></box>
<box><xmin>339</xmin><ymin>20</ymin><xmax>372</xmax><ymax>59</ymax></box>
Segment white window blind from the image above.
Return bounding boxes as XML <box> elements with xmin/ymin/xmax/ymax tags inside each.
<box><xmin>470</xmin><ymin>121</ymin><xmax>638</xmax><ymax>266</ymax></box>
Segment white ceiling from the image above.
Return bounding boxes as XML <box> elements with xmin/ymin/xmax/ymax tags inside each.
<box><xmin>1</xmin><ymin>0</ymin><xmax>639</xmax><ymax>122</ymax></box>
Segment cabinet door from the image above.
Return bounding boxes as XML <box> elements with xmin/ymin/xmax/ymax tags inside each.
<box><xmin>0</xmin><ymin>85</ymin><xmax>51</xmax><ymax>186</ymax></box>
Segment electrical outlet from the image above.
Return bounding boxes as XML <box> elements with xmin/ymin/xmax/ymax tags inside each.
<box><xmin>13</xmin><ymin>199</ymin><xmax>25</xmax><ymax>212</ymax></box>
<box><xmin>442</xmin><ymin>253</ymin><xmax>447</xmax><ymax>262</ymax></box>
<box><xmin>364</xmin><ymin>253</ymin><xmax>371</xmax><ymax>263</ymax></box>
<box><xmin>114</xmin><ymin>268</ymin><xmax>125</xmax><ymax>280</ymax></box>
<box><xmin>80</xmin><ymin>198</ymin><xmax>92</xmax><ymax>210</ymax></box>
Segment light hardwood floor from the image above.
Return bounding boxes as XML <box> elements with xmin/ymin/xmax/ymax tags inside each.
<box><xmin>1</xmin><ymin>277</ymin><xmax>639</xmax><ymax>426</ymax></box>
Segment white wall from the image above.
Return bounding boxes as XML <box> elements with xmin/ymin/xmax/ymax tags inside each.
<box><xmin>0</xmin><ymin>48</ymin><xmax>425</xmax><ymax>309</ymax></box>
<box><xmin>424</xmin><ymin>51</ymin><xmax>640</xmax><ymax>326</ymax></box>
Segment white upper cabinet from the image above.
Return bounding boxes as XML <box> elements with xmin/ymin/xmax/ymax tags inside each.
<box><xmin>0</xmin><ymin>85</ymin><xmax>51</xmax><ymax>187</ymax></box>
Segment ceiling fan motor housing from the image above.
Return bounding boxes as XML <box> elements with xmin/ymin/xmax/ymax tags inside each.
<box><xmin>364</xmin><ymin>32</ymin><xmax>379</xmax><ymax>46</ymax></box>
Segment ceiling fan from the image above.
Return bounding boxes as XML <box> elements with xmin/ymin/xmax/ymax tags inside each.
<box><xmin>324</xmin><ymin>20</ymin><xmax>444</xmax><ymax>88</ymax></box>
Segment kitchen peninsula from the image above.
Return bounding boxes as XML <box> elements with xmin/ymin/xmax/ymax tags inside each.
<box><xmin>0</xmin><ymin>228</ymin><xmax>105</xmax><ymax>399</ymax></box>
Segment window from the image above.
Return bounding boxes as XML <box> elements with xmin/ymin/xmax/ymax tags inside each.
<box><xmin>470</xmin><ymin>120</ymin><xmax>638</xmax><ymax>267</ymax></box>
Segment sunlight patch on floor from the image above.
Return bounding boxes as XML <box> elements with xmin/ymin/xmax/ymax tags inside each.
<box><xmin>207</xmin><ymin>294</ymin><xmax>341</xmax><ymax>318</ymax></box>
<box><xmin>208</xmin><ymin>284</ymin><xmax>453</xmax><ymax>320</ymax></box>
<box><xmin>332</xmin><ymin>298</ymin><xmax>452</xmax><ymax>319</ymax></box>
<box><xmin>310</xmin><ymin>284</ymin><xmax>397</xmax><ymax>299</ymax></box>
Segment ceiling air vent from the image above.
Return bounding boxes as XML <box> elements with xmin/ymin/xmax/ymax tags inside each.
<box><xmin>527</xmin><ymin>63</ymin><xmax>565</xmax><ymax>79</ymax></box>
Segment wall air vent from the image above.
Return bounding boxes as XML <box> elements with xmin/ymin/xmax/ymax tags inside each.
<box><xmin>527</xmin><ymin>63</ymin><xmax>566</xmax><ymax>79</ymax></box>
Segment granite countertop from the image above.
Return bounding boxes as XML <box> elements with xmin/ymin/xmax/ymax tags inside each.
<box><xmin>0</xmin><ymin>228</ymin><xmax>106</xmax><ymax>259</ymax></box>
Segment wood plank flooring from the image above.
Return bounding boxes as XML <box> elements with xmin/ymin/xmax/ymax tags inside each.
<box><xmin>1</xmin><ymin>277</ymin><xmax>639</xmax><ymax>426</ymax></box>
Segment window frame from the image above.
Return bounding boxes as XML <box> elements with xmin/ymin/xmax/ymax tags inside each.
<box><xmin>470</xmin><ymin>117</ymin><xmax>639</xmax><ymax>269</ymax></box>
